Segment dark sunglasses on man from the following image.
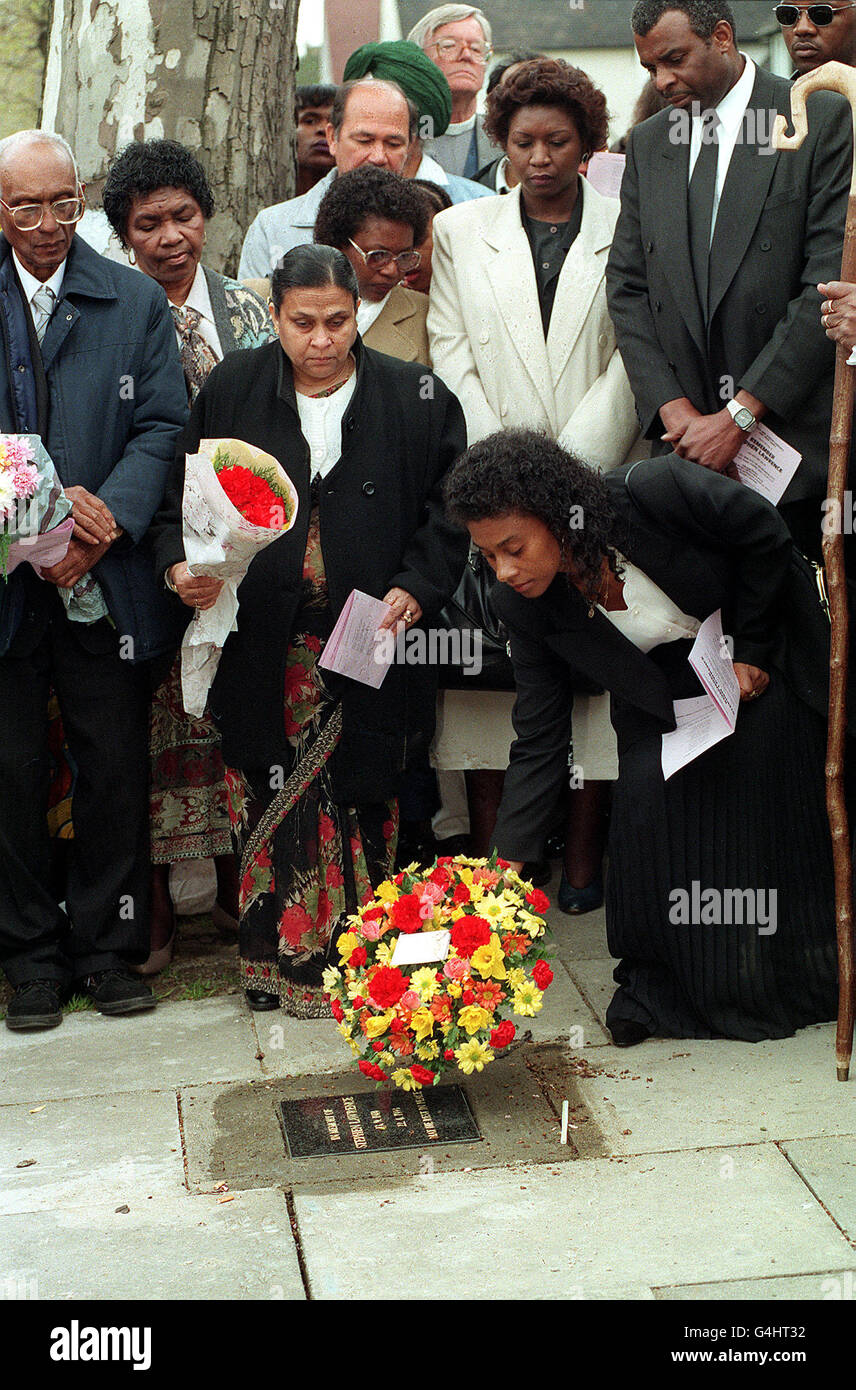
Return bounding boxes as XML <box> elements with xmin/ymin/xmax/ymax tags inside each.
<box><xmin>775</xmin><ymin>3</ymin><xmax>856</xmax><ymax>25</ymax></box>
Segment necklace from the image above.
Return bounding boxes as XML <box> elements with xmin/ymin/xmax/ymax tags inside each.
<box><xmin>302</xmin><ymin>353</ymin><xmax>355</xmax><ymax>399</ymax></box>
<box><xmin>587</xmin><ymin>564</ymin><xmax>610</xmax><ymax>619</ymax></box>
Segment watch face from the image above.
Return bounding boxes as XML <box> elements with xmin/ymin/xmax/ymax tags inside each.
<box><xmin>734</xmin><ymin>407</ymin><xmax>755</xmax><ymax>431</ymax></box>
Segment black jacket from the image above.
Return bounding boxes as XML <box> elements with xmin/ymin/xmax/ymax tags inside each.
<box><xmin>605</xmin><ymin>65</ymin><xmax>853</xmax><ymax>504</ymax></box>
<box><xmin>151</xmin><ymin>336</ymin><xmax>468</xmax><ymax>800</ymax></box>
<box><xmin>491</xmin><ymin>455</ymin><xmax>820</xmax><ymax>862</ymax></box>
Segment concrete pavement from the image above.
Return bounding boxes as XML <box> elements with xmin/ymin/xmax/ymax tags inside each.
<box><xmin>2</xmin><ymin>871</ymin><xmax>856</xmax><ymax>1302</ymax></box>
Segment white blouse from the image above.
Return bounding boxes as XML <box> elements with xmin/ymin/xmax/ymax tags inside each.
<box><xmin>599</xmin><ymin>557</ymin><xmax>700</xmax><ymax>653</ymax></box>
<box><xmin>295</xmin><ymin>370</ymin><xmax>358</xmax><ymax>483</ymax></box>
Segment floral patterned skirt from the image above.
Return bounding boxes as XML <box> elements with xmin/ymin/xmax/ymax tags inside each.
<box><xmin>149</xmin><ymin>655</ymin><xmax>233</xmax><ymax>863</ymax></box>
<box><xmin>227</xmin><ymin>500</ymin><xmax>398</xmax><ymax>1017</ymax></box>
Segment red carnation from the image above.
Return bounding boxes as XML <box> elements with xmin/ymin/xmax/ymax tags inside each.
<box><xmin>526</xmin><ymin>888</ymin><xmax>550</xmax><ymax>915</ymax></box>
<box><xmin>490</xmin><ymin>1020</ymin><xmax>516</xmax><ymax>1049</ymax></box>
<box><xmin>429</xmin><ymin>864</ymin><xmax>452</xmax><ymax>889</ymax></box>
<box><xmin>369</xmin><ymin>966</ymin><xmax>408</xmax><ymax>1008</ymax></box>
<box><xmin>390</xmin><ymin>894</ymin><xmax>423</xmax><ymax>934</ymax></box>
<box><xmin>359</xmin><ymin>1060</ymin><xmax>387</xmax><ymax>1081</ymax></box>
<box><xmin>444</xmin><ymin>1049</ymin><xmax>455</xmax><ymax>1060</ymax></box>
<box><xmin>217</xmin><ymin>465</ymin><xmax>285</xmax><ymax>528</ymax></box>
<box><xmin>330</xmin><ymin>998</ymin><xmax>344</xmax><ymax>1023</ymax></box>
<box><xmin>532</xmin><ymin>960</ymin><xmax>554</xmax><ymax>990</ymax></box>
<box><xmin>362</xmin><ymin>905</ymin><xmax>384</xmax><ymax>923</ymax></box>
<box><xmin>451</xmin><ymin>917</ymin><xmax>492</xmax><ymax>958</ymax></box>
<box><xmin>371</xmin><ymin>1040</ymin><xmax>385</xmax><ymax>1053</ymax></box>
<box><xmin>452</xmin><ymin>882</ymin><xmax>471</xmax><ymax>904</ymax></box>
<box><xmin>350</xmin><ymin>946</ymin><xmax>368</xmax><ymax>968</ymax></box>
<box><xmin>410</xmin><ymin>1064</ymin><xmax>436</xmax><ymax>1086</ymax></box>
<box><xmin>352</xmin><ymin>996</ymin><xmax>365</xmax><ymax>1010</ymax></box>
<box><xmin>462</xmin><ymin>989</ymin><xmax>475</xmax><ymax>1005</ymax></box>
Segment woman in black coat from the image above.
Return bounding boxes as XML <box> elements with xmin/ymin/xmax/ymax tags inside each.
<box><xmin>152</xmin><ymin>246</ymin><xmax>467</xmax><ymax>1016</ymax></box>
<box><xmin>443</xmin><ymin>428</ymin><xmax>838</xmax><ymax>1046</ymax></box>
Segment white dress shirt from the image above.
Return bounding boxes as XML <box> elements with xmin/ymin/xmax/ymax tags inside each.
<box><xmin>295</xmin><ymin>369</ymin><xmax>358</xmax><ymax>483</ymax></box>
<box><xmin>600</xmin><ymin>558</ymin><xmax>700</xmax><ymax>654</ymax></box>
<box><xmin>356</xmin><ymin>295</ymin><xmax>388</xmax><ymax>337</ymax></box>
<box><xmin>688</xmin><ymin>56</ymin><xmax>756</xmax><ymax>243</ymax></box>
<box><xmin>171</xmin><ymin>261</ymin><xmax>223</xmax><ymax>360</ymax></box>
<box><xmin>13</xmin><ymin>250</ymin><xmax>66</xmax><ymax>328</ymax></box>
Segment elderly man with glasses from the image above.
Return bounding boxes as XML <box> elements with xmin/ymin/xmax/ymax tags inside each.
<box><xmin>0</xmin><ymin>129</ymin><xmax>187</xmax><ymax>1031</ymax></box>
<box><xmin>774</xmin><ymin>2</ymin><xmax>856</xmax><ymax>75</ymax></box>
<box><xmin>407</xmin><ymin>4</ymin><xmax>497</xmax><ymax>177</ymax></box>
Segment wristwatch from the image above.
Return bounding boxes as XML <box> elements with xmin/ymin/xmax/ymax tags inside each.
<box><xmin>725</xmin><ymin>398</ymin><xmax>757</xmax><ymax>432</ymax></box>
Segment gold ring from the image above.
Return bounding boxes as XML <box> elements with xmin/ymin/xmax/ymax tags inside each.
<box><xmin>403</xmin><ymin>608</ymin><xmax>414</xmax><ymax>623</ymax></box>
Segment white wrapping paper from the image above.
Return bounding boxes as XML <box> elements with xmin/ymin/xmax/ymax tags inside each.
<box><xmin>180</xmin><ymin>439</ymin><xmax>299</xmax><ymax>716</ymax></box>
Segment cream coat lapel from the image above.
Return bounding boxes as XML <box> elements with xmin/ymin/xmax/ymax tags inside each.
<box><xmin>546</xmin><ymin>181</ymin><xmax>615</xmax><ymax>390</ymax></box>
<box><xmin>482</xmin><ymin>187</ymin><xmax>556</xmax><ymax>429</ymax></box>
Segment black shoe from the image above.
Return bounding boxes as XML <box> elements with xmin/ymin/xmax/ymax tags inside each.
<box><xmin>245</xmin><ymin>989</ymin><xmax>280</xmax><ymax>1011</ymax></box>
<box><xmin>5</xmin><ymin>980</ymin><xmax>63</xmax><ymax>1031</ymax></box>
<box><xmin>609</xmin><ymin>1019</ymin><xmax>652</xmax><ymax>1048</ymax></box>
<box><xmin>81</xmin><ymin>968</ymin><xmax>156</xmax><ymax>1016</ymax></box>
<box><xmin>522</xmin><ymin>859</ymin><xmax>552</xmax><ymax>887</ymax></box>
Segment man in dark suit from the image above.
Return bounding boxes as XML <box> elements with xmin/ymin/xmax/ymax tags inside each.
<box><xmin>606</xmin><ymin>0</ymin><xmax>853</xmax><ymax>557</ymax></box>
<box><xmin>0</xmin><ymin>130</ymin><xmax>187</xmax><ymax>1031</ymax></box>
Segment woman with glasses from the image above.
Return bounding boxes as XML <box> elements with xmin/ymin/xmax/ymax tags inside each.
<box><xmin>407</xmin><ymin>4</ymin><xmax>497</xmax><ymax>178</ymax></box>
<box><xmin>101</xmin><ymin>139</ymin><xmax>276</xmax><ymax>973</ymax></box>
<box><xmin>151</xmin><ymin>245</ymin><xmax>467</xmax><ymax>1016</ymax></box>
<box><xmin>314</xmin><ymin>165</ymin><xmax>431</xmax><ymax>366</ymax></box>
<box><xmin>427</xmin><ymin>58</ymin><xmax>643</xmax><ymax>910</ymax></box>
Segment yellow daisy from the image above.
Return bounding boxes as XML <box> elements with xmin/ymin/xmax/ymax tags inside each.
<box><xmin>512</xmin><ymin>980</ymin><xmax>544</xmax><ymax>1017</ymax></box>
<box><xmin>454</xmin><ymin>1038</ymin><xmax>495</xmax><ymax>1074</ymax></box>
<box><xmin>391</xmin><ymin>1068</ymin><xmax>421</xmax><ymax>1091</ymax></box>
<box><xmin>409</xmin><ymin>966</ymin><xmax>441</xmax><ymax>1002</ymax></box>
<box><xmin>457</xmin><ymin>1003</ymin><xmax>493</xmax><ymax>1035</ymax></box>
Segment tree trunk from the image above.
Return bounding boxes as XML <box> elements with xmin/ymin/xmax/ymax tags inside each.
<box><xmin>41</xmin><ymin>0</ymin><xmax>299</xmax><ymax>275</ymax></box>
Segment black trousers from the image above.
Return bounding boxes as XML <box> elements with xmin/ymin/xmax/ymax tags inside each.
<box><xmin>0</xmin><ymin>580</ymin><xmax>151</xmax><ymax>986</ymax></box>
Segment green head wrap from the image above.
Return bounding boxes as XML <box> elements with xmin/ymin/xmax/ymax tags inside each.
<box><xmin>343</xmin><ymin>40</ymin><xmax>452</xmax><ymax>139</ymax></box>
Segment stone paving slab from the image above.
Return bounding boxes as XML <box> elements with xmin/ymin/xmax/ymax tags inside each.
<box><xmin>548</xmin><ymin>904</ymin><xmax>613</xmax><ymax>963</ymax></box>
<box><xmin>180</xmin><ymin>1045</ymin><xmax>610</xmax><ymax>1194</ymax></box>
<box><xmin>0</xmin><ymin>1190</ymin><xmax>305</xmax><ymax>1300</ymax></box>
<box><xmin>565</xmin><ymin>956</ymin><xmax>619</xmax><ymax>1034</ymax></box>
<box><xmin>0</xmin><ymin>1092</ymin><xmax>185</xmax><ymax>1215</ymax></box>
<box><xmin>570</xmin><ymin>1025</ymin><xmax>856</xmax><ymax>1151</ymax></box>
<box><xmin>780</xmin><ymin>1136</ymin><xmax>856</xmax><ymax>1244</ymax></box>
<box><xmin>294</xmin><ymin>1144</ymin><xmax>851</xmax><ymax>1300</ymax></box>
<box><xmin>654</xmin><ymin>1269</ymin><xmax>856</xmax><ymax>1300</ymax></box>
<box><xmin>0</xmin><ymin>998</ymin><xmax>263</xmax><ymax>1102</ymax></box>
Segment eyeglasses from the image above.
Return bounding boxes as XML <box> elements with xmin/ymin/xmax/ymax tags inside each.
<box><xmin>0</xmin><ymin>196</ymin><xmax>84</xmax><ymax>231</ymax></box>
<box><xmin>774</xmin><ymin>3</ymin><xmax>856</xmax><ymax>25</ymax></box>
<box><xmin>428</xmin><ymin>37</ymin><xmax>492</xmax><ymax>61</ymax></box>
<box><xmin>347</xmin><ymin>239</ymin><xmax>421</xmax><ymax>273</ymax></box>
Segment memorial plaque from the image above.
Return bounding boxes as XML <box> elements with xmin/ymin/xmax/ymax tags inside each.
<box><xmin>279</xmin><ymin>1084</ymin><xmax>482</xmax><ymax>1158</ymax></box>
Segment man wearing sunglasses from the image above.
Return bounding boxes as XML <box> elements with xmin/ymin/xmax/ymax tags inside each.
<box><xmin>0</xmin><ymin>130</ymin><xmax>187</xmax><ymax>1031</ymax></box>
<box><xmin>607</xmin><ymin>0</ymin><xmax>852</xmax><ymax>559</ymax></box>
<box><xmin>408</xmin><ymin>4</ymin><xmax>498</xmax><ymax>178</ymax></box>
<box><xmin>775</xmin><ymin>3</ymin><xmax>856</xmax><ymax>76</ymax></box>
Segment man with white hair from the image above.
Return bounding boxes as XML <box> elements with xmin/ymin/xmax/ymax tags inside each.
<box><xmin>407</xmin><ymin>4</ymin><xmax>497</xmax><ymax>177</ymax></box>
<box><xmin>0</xmin><ymin>129</ymin><xmax>187</xmax><ymax>1030</ymax></box>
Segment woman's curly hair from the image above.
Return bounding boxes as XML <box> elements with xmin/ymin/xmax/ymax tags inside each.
<box><xmin>484</xmin><ymin>57</ymin><xmax>609</xmax><ymax>155</ymax></box>
<box><xmin>103</xmin><ymin>139</ymin><xmax>214</xmax><ymax>246</ymax></box>
<box><xmin>314</xmin><ymin>166</ymin><xmax>429</xmax><ymax>250</ymax></box>
<box><xmin>443</xmin><ymin>429</ymin><xmax>622</xmax><ymax>605</ymax></box>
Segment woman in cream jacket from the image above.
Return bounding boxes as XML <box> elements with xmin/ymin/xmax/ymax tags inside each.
<box><xmin>427</xmin><ymin>57</ymin><xmax>644</xmax><ymax>910</ymax></box>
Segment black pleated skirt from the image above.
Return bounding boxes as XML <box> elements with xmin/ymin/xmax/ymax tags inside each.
<box><xmin>605</xmin><ymin>643</ymin><xmax>839</xmax><ymax>1041</ymax></box>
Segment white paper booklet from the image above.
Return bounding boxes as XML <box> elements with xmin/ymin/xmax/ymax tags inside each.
<box><xmin>731</xmin><ymin>423</ymin><xmax>801</xmax><ymax>505</ymax></box>
<box><xmin>318</xmin><ymin>589</ymin><xmax>394</xmax><ymax>689</ymax></box>
<box><xmin>661</xmin><ymin>609</ymin><xmax>740</xmax><ymax>779</ymax></box>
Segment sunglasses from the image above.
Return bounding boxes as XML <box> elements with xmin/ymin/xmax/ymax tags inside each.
<box><xmin>774</xmin><ymin>3</ymin><xmax>856</xmax><ymax>25</ymax></box>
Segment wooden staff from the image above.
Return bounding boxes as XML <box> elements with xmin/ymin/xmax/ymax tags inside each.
<box><xmin>774</xmin><ymin>62</ymin><xmax>856</xmax><ymax>1080</ymax></box>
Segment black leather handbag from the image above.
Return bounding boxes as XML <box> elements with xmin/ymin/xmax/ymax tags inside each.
<box><xmin>436</xmin><ymin>546</ymin><xmax>515</xmax><ymax>691</ymax></box>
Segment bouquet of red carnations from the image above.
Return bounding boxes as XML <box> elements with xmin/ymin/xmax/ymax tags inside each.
<box><xmin>324</xmin><ymin>853</ymin><xmax>554</xmax><ymax>1091</ymax></box>
<box><xmin>180</xmin><ymin>438</ymin><xmax>298</xmax><ymax>715</ymax></box>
